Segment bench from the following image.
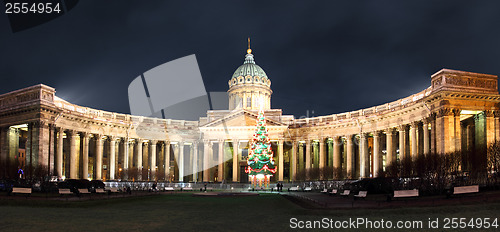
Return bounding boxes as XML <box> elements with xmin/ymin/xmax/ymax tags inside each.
<box><xmin>340</xmin><ymin>190</ymin><xmax>350</xmax><ymax>197</ymax></box>
<box><xmin>182</xmin><ymin>187</ymin><xmax>193</xmax><ymax>191</ymax></box>
<box><xmin>78</xmin><ymin>188</ymin><xmax>90</xmax><ymax>194</ymax></box>
<box><xmin>58</xmin><ymin>189</ymin><xmax>73</xmax><ymax>195</ymax></box>
<box><xmin>303</xmin><ymin>187</ymin><xmax>312</xmax><ymax>192</ymax></box>
<box><xmin>109</xmin><ymin>187</ymin><xmax>120</xmax><ymax>193</ymax></box>
<box><xmin>95</xmin><ymin>188</ymin><xmax>106</xmax><ymax>194</ymax></box>
<box><xmin>320</xmin><ymin>189</ymin><xmax>328</xmax><ymax>193</ymax></box>
<box><xmin>354</xmin><ymin>191</ymin><xmax>367</xmax><ymax>199</ymax></box>
<box><xmin>206</xmin><ymin>187</ymin><xmax>214</xmax><ymax>191</ymax></box>
<box><xmin>328</xmin><ymin>189</ymin><xmax>338</xmax><ymax>196</ymax></box>
<box><xmin>453</xmin><ymin>185</ymin><xmax>479</xmax><ymax>195</ymax></box>
<box><xmin>393</xmin><ymin>189</ymin><xmax>419</xmax><ymax>198</ymax></box>
<box><xmin>164</xmin><ymin>187</ymin><xmax>175</xmax><ymax>191</ymax></box>
<box><xmin>289</xmin><ymin>187</ymin><xmax>299</xmax><ymax>192</ymax></box>
<box><xmin>12</xmin><ymin>187</ymin><xmax>32</xmax><ymax>195</ymax></box>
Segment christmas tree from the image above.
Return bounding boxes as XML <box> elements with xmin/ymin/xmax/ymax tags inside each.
<box><xmin>245</xmin><ymin>109</ymin><xmax>277</xmax><ymax>188</ymax></box>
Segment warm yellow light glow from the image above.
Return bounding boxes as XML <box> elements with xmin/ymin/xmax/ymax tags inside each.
<box><xmin>247</xmin><ymin>48</ymin><xmax>252</xmax><ymax>54</ymax></box>
<box><xmin>460</xmin><ymin>110</ymin><xmax>482</xmax><ymax>115</ymax></box>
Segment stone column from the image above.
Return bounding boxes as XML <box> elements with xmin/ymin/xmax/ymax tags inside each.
<box><xmin>218</xmin><ymin>140</ymin><xmax>224</xmax><ymax>182</ymax></box>
<box><xmin>109</xmin><ymin>137</ymin><xmax>116</xmax><ymax>180</ymax></box>
<box><xmin>453</xmin><ymin>109</ymin><xmax>462</xmax><ymax>152</ymax></box>
<box><xmin>345</xmin><ymin>135</ymin><xmax>353</xmax><ymax>179</ymax></box>
<box><xmin>305</xmin><ymin>140</ymin><xmax>311</xmax><ymax>179</ymax></box>
<box><xmin>319</xmin><ymin>138</ymin><xmax>325</xmax><ymax>180</ymax></box>
<box><xmin>203</xmin><ymin>141</ymin><xmax>210</xmax><ymax>182</ymax></box>
<box><xmin>373</xmin><ymin>131</ymin><xmax>381</xmax><ymax>177</ymax></box>
<box><xmin>48</xmin><ymin>125</ymin><xmax>55</xmax><ymax>176</ymax></box>
<box><xmin>423</xmin><ymin>118</ymin><xmax>430</xmax><ymax>155</ymax></box>
<box><xmin>192</xmin><ymin>142</ymin><xmax>198</xmax><ymax>182</ymax></box>
<box><xmin>486</xmin><ymin>110</ymin><xmax>496</xmax><ymax>146</ymax></box>
<box><xmin>410</xmin><ymin>122</ymin><xmax>418</xmax><ymax>160</ymax></box>
<box><xmin>69</xmin><ymin>130</ymin><xmax>78</xmax><ymax>179</ymax></box>
<box><xmin>95</xmin><ymin>135</ymin><xmax>103</xmax><ymax>180</ymax></box>
<box><xmin>332</xmin><ymin>136</ymin><xmax>341</xmax><ymax>179</ymax></box>
<box><xmin>232</xmin><ymin>140</ymin><xmax>239</xmax><ymax>182</ymax></box>
<box><xmin>386</xmin><ymin>128</ymin><xmax>395</xmax><ymax>167</ymax></box>
<box><xmin>291</xmin><ymin>141</ymin><xmax>297</xmax><ymax>181</ymax></box>
<box><xmin>150</xmin><ymin>140</ymin><xmax>157</xmax><ymax>180</ymax></box>
<box><xmin>82</xmin><ymin>133</ymin><xmax>90</xmax><ymax>179</ymax></box>
<box><xmin>360</xmin><ymin>133</ymin><xmax>369</xmax><ymax>178</ymax></box>
<box><xmin>136</xmin><ymin>140</ymin><xmax>142</xmax><ymax>180</ymax></box>
<box><xmin>178</xmin><ymin>141</ymin><xmax>184</xmax><ymax>182</ymax></box>
<box><xmin>56</xmin><ymin>128</ymin><xmax>64</xmax><ymax>178</ymax></box>
<box><xmin>278</xmin><ymin>140</ymin><xmax>284</xmax><ymax>181</ymax></box>
<box><xmin>466</xmin><ymin>124</ymin><xmax>474</xmax><ymax>151</ymax></box>
<box><xmin>430</xmin><ymin>113</ymin><xmax>437</xmax><ymax>154</ymax></box>
<box><xmin>122</xmin><ymin>139</ymin><xmax>128</xmax><ymax>180</ymax></box>
<box><xmin>398</xmin><ymin>125</ymin><xmax>407</xmax><ymax>161</ymax></box>
<box><xmin>164</xmin><ymin>141</ymin><xmax>170</xmax><ymax>181</ymax></box>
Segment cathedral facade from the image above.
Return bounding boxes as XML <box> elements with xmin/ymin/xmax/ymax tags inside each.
<box><xmin>1</xmin><ymin>48</ymin><xmax>499</xmax><ymax>183</ymax></box>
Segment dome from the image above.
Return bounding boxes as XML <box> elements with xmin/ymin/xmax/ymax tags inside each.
<box><xmin>228</xmin><ymin>53</ymin><xmax>271</xmax><ymax>88</ymax></box>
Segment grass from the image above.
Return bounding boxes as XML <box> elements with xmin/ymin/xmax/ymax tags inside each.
<box><xmin>0</xmin><ymin>193</ymin><xmax>499</xmax><ymax>231</ymax></box>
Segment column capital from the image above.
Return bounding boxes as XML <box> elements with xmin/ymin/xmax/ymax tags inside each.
<box><xmin>94</xmin><ymin>134</ymin><xmax>104</xmax><ymax>141</ymax></box>
<box><xmin>372</xmin><ymin>131</ymin><xmax>381</xmax><ymax>137</ymax></box>
<box><xmin>108</xmin><ymin>135</ymin><xmax>117</xmax><ymax>141</ymax></box>
<box><xmin>81</xmin><ymin>132</ymin><xmax>91</xmax><ymax>139</ymax></box>
<box><xmin>67</xmin><ymin>130</ymin><xmax>79</xmax><ymax>137</ymax></box>
<box><xmin>437</xmin><ymin>107</ymin><xmax>453</xmax><ymax>117</ymax></box>
<box><xmin>385</xmin><ymin>128</ymin><xmax>395</xmax><ymax>135</ymax></box>
<box><xmin>397</xmin><ymin>124</ymin><xmax>409</xmax><ymax>132</ymax></box>
<box><xmin>359</xmin><ymin>132</ymin><xmax>369</xmax><ymax>138</ymax></box>
<box><xmin>485</xmin><ymin>110</ymin><xmax>496</xmax><ymax>117</ymax></box>
<box><xmin>150</xmin><ymin>140</ymin><xmax>157</xmax><ymax>145</ymax></box>
<box><xmin>410</xmin><ymin>121</ymin><xmax>420</xmax><ymax>128</ymax></box>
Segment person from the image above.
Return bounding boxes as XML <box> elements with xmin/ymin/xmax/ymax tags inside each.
<box><xmin>275</xmin><ymin>183</ymin><xmax>279</xmax><ymax>192</ymax></box>
<box><xmin>204</xmin><ymin>182</ymin><xmax>207</xmax><ymax>192</ymax></box>
<box><xmin>279</xmin><ymin>182</ymin><xmax>283</xmax><ymax>192</ymax></box>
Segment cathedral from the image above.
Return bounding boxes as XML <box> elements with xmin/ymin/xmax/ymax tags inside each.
<box><xmin>0</xmin><ymin>46</ymin><xmax>499</xmax><ymax>183</ymax></box>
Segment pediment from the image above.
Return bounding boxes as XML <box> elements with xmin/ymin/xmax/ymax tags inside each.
<box><xmin>201</xmin><ymin>109</ymin><xmax>285</xmax><ymax>128</ymax></box>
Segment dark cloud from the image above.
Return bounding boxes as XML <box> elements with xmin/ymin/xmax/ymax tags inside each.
<box><xmin>1</xmin><ymin>1</ymin><xmax>500</xmax><ymax>118</ymax></box>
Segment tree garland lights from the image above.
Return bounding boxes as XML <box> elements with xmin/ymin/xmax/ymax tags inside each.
<box><xmin>245</xmin><ymin>109</ymin><xmax>276</xmax><ymax>188</ymax></box>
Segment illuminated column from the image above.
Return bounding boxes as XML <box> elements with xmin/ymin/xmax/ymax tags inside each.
<box><xmin>319</xmin><ymin>138</ymin><xmax>325</xmax><ymax>180</ymax></box>
<box><xmin>305</xmin><ymin>140</ymin><xmax>311</xmax><ymax>179</ymax></box>
<box><xmin>178</xmin><ymin>141</ymin><xmax>184</xmax><ymax>182</ymax></box>
<box><xmin>346</xmin><ymin>135</ymin><xmax>354</xmax><ymax>179</ymax></box>
<box><xmin>386</xmin><ymin>128</ymin><xmax>395</xmax><ymax>168</ymax></box>
<box><xmin>373</xmin><ymin>131</ymin><xmax>381</xmax><ymax>177</ymax></box>
<box><xmin>398</xmin><ymin>125</ymin><xmax>408</xmax><ymax>161</ymax></box>
<box><xmin>164</xmin><ymin>141</ymin><xmax>170</xmax><ymax>181</ymax></box>
<box><xmin>232</xmin><ymin>140</ymin><xmax>239</xmax><ymax>182</ymax></box>
<box><xmin>136</xmin><ymin>140</ymin><xmax>142</xmax><ymax>180</ymax></box>
<box><xmin>203</xmin><ymin>141</ymin><xmax>210</xmax><ymax>182</ymax></box>
<box><xmin>150</xmin><ymin>140</ymin><xmax>157</xmax><ymax>180</ymax></box>
<box><xmin>430</xmin><ymin>113</ymin><xmax>437</xmax><ymax>154</ymax></box>
<box><xmin>453</xmin><ymin>109</ymin><xmax>462</xmax><ymax>152</ymax></box>
<box><xmin>486</xmin><ymin>110</ymin><xmax>496</xmax><ymax>146</ymax></box>
<box><xmin>82</xmin><ymin>133</ymin><xmax>90</xmax><ymax>179</ymax></box>
<box><xmin>192</xmin><ymin>142</ymin><xmax>198</xmax><ymax>182</ymax></box>
<box><xmin>56</xmin><ymin>128</ymin><xmax>64</xmax><ymax>178</ymax></box>
<box><xmin>332</xmin><ymin>136</ymin><xmax>341</xmax><ymax>179</ymax></box>
<box><xmin>108</xmin><ymin>137</ymin><xmax>116</xmax><ymax>180</ymax></box>
<box><xmin>95</xmin><ymin>135</ymin><xmax>103</xmax><ymax>180</ymax></box>
<box><xmin>218</xmin><ymin>140</ymin><xmax>224</xmax><ymax>182</ymax></box>
<box><xmin>122</xmin><ymin>139</ymin><xmax>129</xmax><ymax>180</ymax></box>
<box><xmin>360</xmin><ymin>133</ymin><xmax>369</xmax><ymax>178</ymax></box>
<box><xmin>278</xmin><ymin>139</ymin><xmax>284</xmax><ymax>181</ymax></box>
<box><xmin>410</xmin><ymin>122</ymin><xmax>418</xmax><ymax>160</ymax></box>
<box><xmin>291</xmin><ymin>141</ymin><xmax>297</xmax><ymax>181</ymax></box>
<box><xmin>69</xmin><ymin>130</ymin><xmax>78</xmax><ymax>179</ymax></box>
<box><xmin>423</xmin><ymin>118</ymin><xmax>430</xmax><ymax>155</ymax></box>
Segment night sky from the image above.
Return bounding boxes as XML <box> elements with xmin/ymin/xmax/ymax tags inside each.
<box><xmin>1</xmin><ymin>1</ymin><xmax>500</xmax><ymax>118</ymax></box>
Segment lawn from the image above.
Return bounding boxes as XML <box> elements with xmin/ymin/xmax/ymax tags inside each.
<box><xmin>0</xmin><ymin>193</ymin><xmax>499</xmax><ymax>231</ymax></box>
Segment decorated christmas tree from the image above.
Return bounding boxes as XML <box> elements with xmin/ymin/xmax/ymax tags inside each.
<box><xmin>245</xmin><ymin>109</ymin><xmax>277</xmax><ymax>188</ymax></box>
